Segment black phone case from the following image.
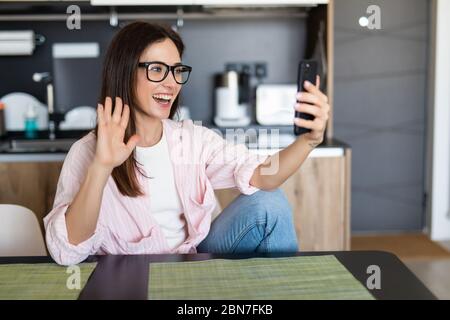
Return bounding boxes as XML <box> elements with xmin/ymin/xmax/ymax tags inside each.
<box><xmin>294</xmin><ymin>60</ymin><xmax>318</xmax><ymax>136</ymax></box>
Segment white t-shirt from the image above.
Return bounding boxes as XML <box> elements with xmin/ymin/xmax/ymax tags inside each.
<box><xmin>135</xmin><ymin>129</ymin><xmax>188</xmax><ymax>250</ymax></box>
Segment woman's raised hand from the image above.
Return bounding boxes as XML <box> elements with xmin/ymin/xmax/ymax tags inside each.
<box><xmin>94</xmin><ymin>96</ymin><xmax>140</xmax><ymax>170</ymax></box>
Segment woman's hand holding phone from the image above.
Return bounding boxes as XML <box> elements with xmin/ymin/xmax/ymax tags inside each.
<box><xmin>294</xmin><ymin>75</ymin><xmax>330</xmax><ymax>149</ymax></box>
<box><xmin>94</xmin><ymin>96</ymin><xmax>140</xmax><ymax>171</ymax></box>
<box><xmin>251</xmin><ymin>75</ymin><xmax>331</xmax><ymax>190</ymax></box>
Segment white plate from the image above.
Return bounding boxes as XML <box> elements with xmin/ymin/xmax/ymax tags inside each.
<box><xmin>0</xmin><ymin>92</ymin><xmax>48</xmax><ymax>130</ymax></box>
<box><xmin>59</xmin><ymin>106</ymin><xmax>97</xmax><ymax>130</ymax></box>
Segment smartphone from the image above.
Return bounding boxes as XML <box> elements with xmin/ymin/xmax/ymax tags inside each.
<box><xmin>294</xmin><ymin>60</ymin><xmax>318</xmax><ymax>136</ymax></box>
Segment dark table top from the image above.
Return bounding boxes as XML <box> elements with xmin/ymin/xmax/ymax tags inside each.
<box><xmin>0</xmin><ymin>251</ymin><xmax>436</xmax><ymax>300</ymax></box>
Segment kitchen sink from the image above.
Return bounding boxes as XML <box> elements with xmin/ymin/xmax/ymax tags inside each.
<box><xmin>0</xmin><ymin>129</ymin><xmax>89</xmax><ymax>153</ymax></box>
<box><xmin>9</xmin><ymin>138</ymin><xmax>77</xmax><ymax>152</ymax></box>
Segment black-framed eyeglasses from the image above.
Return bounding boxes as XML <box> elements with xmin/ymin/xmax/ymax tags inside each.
<box><xmin>138</xmin><ymin>61</ymin><xmax>192</xmax><ymax>85</ymax></box>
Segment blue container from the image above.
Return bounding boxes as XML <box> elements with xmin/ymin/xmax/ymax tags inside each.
<box><xmin>24</xmin><ymin>105</ymin><xmax>38</xmax><ymax>139</ymax></box>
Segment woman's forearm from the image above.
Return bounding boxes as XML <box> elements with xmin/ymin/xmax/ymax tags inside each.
<box><xmin>250</xmin><ymin>135</ymin><xmax>315</xmax><ymax>190</ymax></box>
<box><xmin>65</xmin><ymin>161</ymin><xmax>112</xmax><ymax>245</ymax></box>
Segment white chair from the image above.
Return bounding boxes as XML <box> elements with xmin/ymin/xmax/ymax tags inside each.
<box><xmin>0</xmin><ymin>204</ymin><xmax>47</xmax><ymax>256</ymax></box>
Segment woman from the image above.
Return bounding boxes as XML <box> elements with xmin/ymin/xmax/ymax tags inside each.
<box><xmin>44</xmin><ymin>22</ymin><xmax>330</xmax><ymax>266</ymax></box>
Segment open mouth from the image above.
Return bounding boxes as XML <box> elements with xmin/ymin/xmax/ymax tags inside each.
<box><xmin>152</xmin><ymin>93</ymin><xmax>172</xmax><ymax>106</ymax></box>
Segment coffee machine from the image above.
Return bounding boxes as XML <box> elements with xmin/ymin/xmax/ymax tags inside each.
<box><xmin>213</xmin><ymin>67</ymin><xmax>251</xmax><ymax>127</ymax></box>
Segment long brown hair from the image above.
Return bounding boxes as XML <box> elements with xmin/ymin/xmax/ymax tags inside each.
<box><xmin>97</xmin><ymin>21</ymin><xmax>185</xmax><ymax>197</ymax></box>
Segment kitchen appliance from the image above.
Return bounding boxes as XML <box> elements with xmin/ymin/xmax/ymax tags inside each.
<box><xmin>0</xmin><ymin>101</ymin><xmax>5</xmax><ymax>137</ymax></box>
<box><xmin>256</xmin><ymin>84</ymin><xmax>297</xmax><ymax>126</ymax></box>
<box><xmin>214</xmin><ymin>70</ymin><xmax>251</xmax><ymax>127</ymax></box>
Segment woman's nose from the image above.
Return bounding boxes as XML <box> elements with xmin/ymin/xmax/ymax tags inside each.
<box><xmin>163</xmin><ymin>71</ymin><xmax>179</xmax><ymax>87</ymax></box>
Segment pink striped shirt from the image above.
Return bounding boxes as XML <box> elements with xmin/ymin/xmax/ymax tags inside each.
<box><xmin>44</xmin><ymin>119</ymin><xmax>269</xmax><ymax>265</ymax></box>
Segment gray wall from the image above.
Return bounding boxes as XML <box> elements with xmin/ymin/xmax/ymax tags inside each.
<box><xmin>179</xmin><ymin>18</ymin><xmax>306</xmax><ymax>124</ymax></box>
<box><xmin>333</xmin><ymin>0</ymin><xmax>429</xmax><ymax>232</ymax></box>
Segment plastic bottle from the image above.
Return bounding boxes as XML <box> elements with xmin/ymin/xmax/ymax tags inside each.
<box><xmin>24</xmin><ymin>104</ymin><xmax>38</xmax><ymax>139</ymax></box>
<box><xmin>0</xmin><ymin>101</ymin><xmax>6</xmax><ymax>137</ymax></box>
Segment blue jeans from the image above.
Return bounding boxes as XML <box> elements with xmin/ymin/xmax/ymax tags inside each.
<box><xmin>197</xmin><ymin>188</ymin><xmax>299</xmax><ymax>253</ymax></box>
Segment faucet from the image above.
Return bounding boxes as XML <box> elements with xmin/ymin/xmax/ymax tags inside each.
<box><xmin>32</xmin><ymin>72</ymin><xmax>55</xmax><ymax>140</ymax></box>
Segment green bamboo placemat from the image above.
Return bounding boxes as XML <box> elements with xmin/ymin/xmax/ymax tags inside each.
<box><xmin>0</xmin><ymin>263</ymin><xmax>96</xmax><ymax>300</ymax></box>
<box><xmin>148</xmin><ymin>255</ymin><xmax>374</xmax><ymax>300</ymax></box>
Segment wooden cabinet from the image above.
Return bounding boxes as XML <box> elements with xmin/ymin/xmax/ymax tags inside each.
<box><xmin>0</xmin><ymin>162</ymin><xmax>63</xmax><ymax>234</ymax></box>
<box><xmin>214</xmin><ymin>150</ymin><xmax>351</xmax><ymax>251</ymax></box>
<box><xmin>0</xmin><ymin>146</ymin><xmax>350</xmax><ymax>251</ymax></box>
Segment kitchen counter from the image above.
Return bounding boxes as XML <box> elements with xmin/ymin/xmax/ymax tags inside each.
<box><xmin>0</xmin><ymin>126</ymin><xmax>350</xmax><ymax>162</ymax></box>
<box><xmin>0</xmin><ymin>129</ymin><xmax>88</xmax><ymax>162</ymax></box>
<box><xmin>209</xmin><ymin>124</ymin><xmax>349</xmax><ymax>157</ymax></box>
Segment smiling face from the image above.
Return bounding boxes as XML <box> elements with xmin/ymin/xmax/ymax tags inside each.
<box><xmin>135</xmin><ymin>38</ymin><xmax>182</xmax><ymax>120</ymax></box>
